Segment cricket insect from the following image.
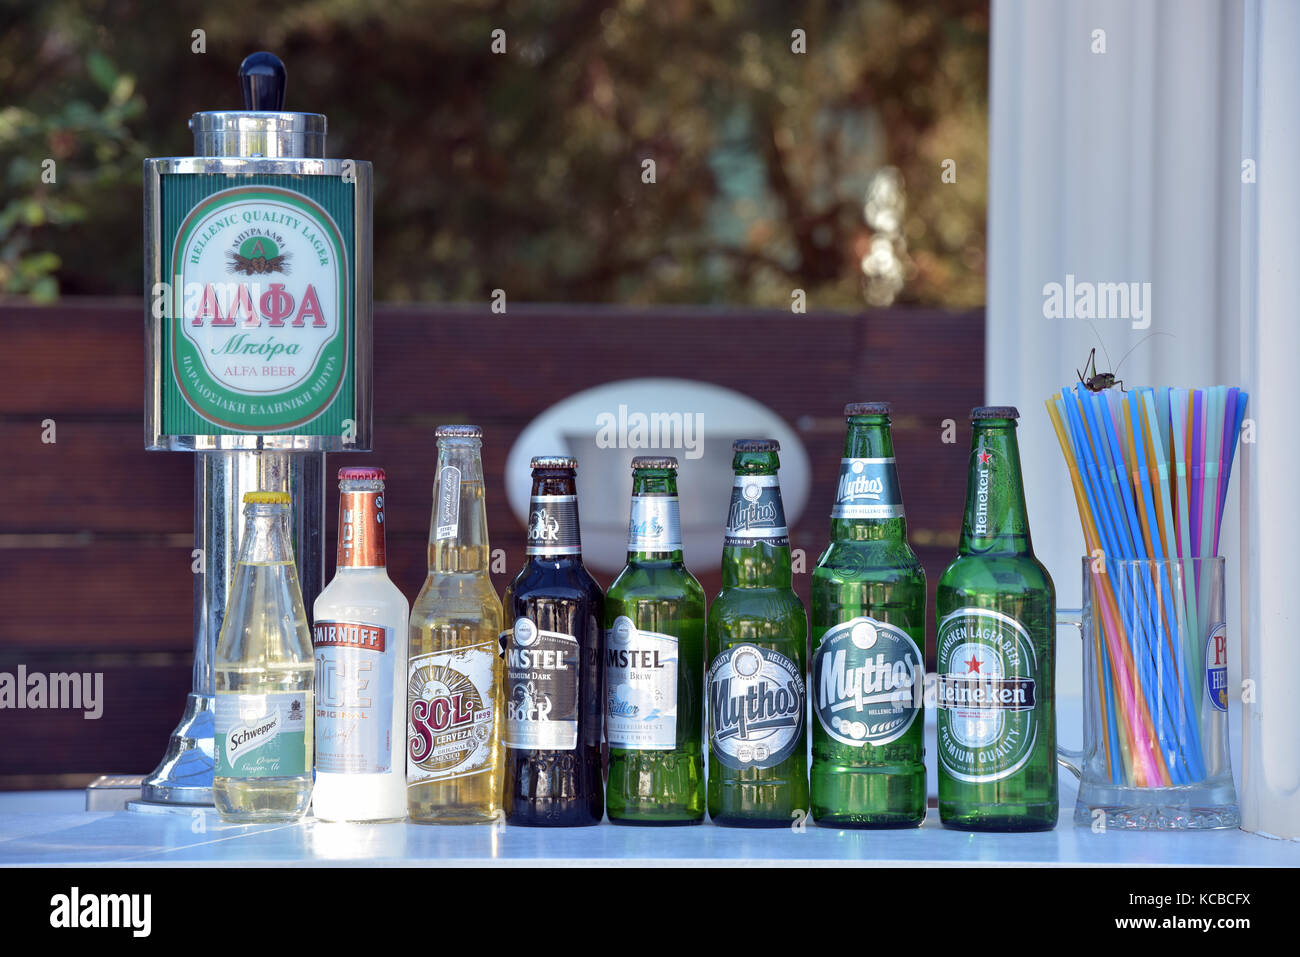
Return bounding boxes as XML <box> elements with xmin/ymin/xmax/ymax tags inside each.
<box><xmin>1076</xmin><ymin>328</ymin><xmax>1172</xmax><ymax>393</ymax></box>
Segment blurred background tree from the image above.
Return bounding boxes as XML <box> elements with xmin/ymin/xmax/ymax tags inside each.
<box><xmin>0</xmin><ymin>0</ymin><xmax>986</xmax><ymax>308</ymax></box>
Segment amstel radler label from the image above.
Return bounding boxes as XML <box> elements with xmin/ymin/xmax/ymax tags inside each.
<box><xmin>708</xmin><ymin>644</ymin><xmax>804</xmax><ymax>769</ymax></box>
<box><xmin>936</xmin><ymin>608</ymin><xmax>1039</xmax><ymax>783</ymax></box>
<box><xmin>627</xmin><ymin>495</ymin><xmax>682</xmax><ymax>552</ymax></box>
<box><xmin>314</xmin><ymin>621</ymin><xmax>394</xmax><ymax>774</ymax></box>
<box><xmin>606</xmin><ymin>616</ymin><xmax>678</xmax><ymax>750</ymax></box>
<box><xmin>813</xmin><ymin>617</ymin><xmax>922</xmax><ymax>747</ymax></box>
<box><xmin>407</xmin><ymin>641</ymin><xmax>497</xmax><ymax>783</ymax></box>
<box><xmin>501</xmin><ymin>617</ymin><xmax>580</xmax><ymax>750</ymax></box>
<box><xmin>724</xmin><ymin>475</ymin><xmax>788</xmax><ymax>548</ymax></box>
<box><xmin>831</xmin><ymin>458</ymin><xmax>904</xmax><ymax>520</ymax></box>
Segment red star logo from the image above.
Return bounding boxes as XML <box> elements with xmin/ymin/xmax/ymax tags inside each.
<box><xmin>965</xmin><ymin>655</ymin><xmax>982</xmax><ymax>673</ymax></box>
<box><xmin>978</xmin><ymin>452</ymin><xmax>993</xmax><ymax>465</ymax></box>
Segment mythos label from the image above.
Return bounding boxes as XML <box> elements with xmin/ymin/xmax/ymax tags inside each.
<box><xmin>313</xmin><ymin>621</ymin><xmax>394</xmax><ymax>774</ymax></box>
<box><xmin>831</xmin><ymin>458</ymin><xmax>904</xmax><ymax>520</ymax></box>
<box><xmin>407</xmin><ymin>640</ymin><xmax>497</xmax><ymax>782</ymax></box>
<box><xmin>1206</xmin><ymin>623</ymin><xmax>1229</xmax><ymax>713</ymax></box>
<box><xmin>525</xmin><ymin>495</ymin><xmax>581</xmax><ymax>556</ymax></box>
<box><xmin>724</xmin><ymin>475</ymin><xmax>789</xmax><ymax>548</ymax></box>
<box><xmin>215</xmin><ymin>691</ymin><xmax>309</xmax><ymax>778</ymax></box>
<box><xmin>708</xmin><ymin>644</ymin><xmax>805</xmax><ymax>769</ymax></box>
<box><xmin>813</xmin><ymin>617</ymin><xmax>922</xmax><ymax>746</ymax></box>
<box><xmin>627</xmin><ymin>496</ymin><xmax>682</xmax><ymax>552</ymax></box>
<box><xmin>502</xmin><ymin>618</ymin><xmax>580</xmax><ymax>749</ymax></box>
<box><xmin>936</xmin><ymin>608</ymin><xmax>1039</xmax><ymax>783</ymax></box>
<box><xmin>606</xmin><ymin>616</ymin><xmax>678</xmax><ymax>750</ymax></box>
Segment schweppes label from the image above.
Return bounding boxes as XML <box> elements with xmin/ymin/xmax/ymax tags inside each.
<box><xmin>831</xmin><ymin>458</ymin><xmax>904</xmax><ymax>520</ymax></box>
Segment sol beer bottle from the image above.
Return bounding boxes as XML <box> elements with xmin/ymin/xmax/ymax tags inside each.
<box><xmin>605</xmin><ymin>456</ymin><xmax>707</xmax><ymax>825</ymax></box>
<box><xmin>936</xmin><ymin>407</ymin><xmax>1057</xmax><ymax>831</ymax></box>
<box><xmin>501</xmin><ymin>456</ymin><xmax>605</xmax><ymax>826</ymax></box>
<box><xmin>707</xmin><ymin>439</ymin><xmax>808</xmax><ymax>827</ymax></box>
<box><xmin>810</xmin><ymin>403</ymin><xmax>927</xmax><ymax>827</ymax></box>
<box><xmin>407</xmin><ymin>426</ymin><xmax>504</xmax><ymax>824</ymax></box>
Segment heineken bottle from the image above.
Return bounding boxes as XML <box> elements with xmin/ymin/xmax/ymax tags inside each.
<box><xmin>936</xmin><ymin>407</ymin><xmax>1057</xmax><ymax>831</ymax></box>
<box><xmin>605</xmin><ymin>456</ymin><xmax>707</xmax><ymax>825</ymax></box>
<box><xmin>707</xmin><ymin>439</ymin><xmax>808</xmax><ymax>827</ymax></box>
<box><xmin>811</xmin><ymin>403</ymin><xmax>927</xmax><ymax>828</ymax></box>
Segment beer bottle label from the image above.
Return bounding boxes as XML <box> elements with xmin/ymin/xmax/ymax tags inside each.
<box><xmin>407</xmin><ymin>640</ymin><xmax>497</xmax><ymax>783</ymax></box>
<box><xmin>434</xmin><ymin>466</ymin><xmax>461</xmax><ymax>540</ymax></box>
<box><xmin>525</xmin><ymin>495</ymin><xmax>582</xmax><ymax>556</ymax></box>
<box><xmin>831</xmin><ymin>458</ymin><xmax>904</xmax><ymax>520</ymax></box>
<box><xmin>812</xmin><ymin>616</ymin><xmax>922</xmax><ymax>747</ymax></box>
<box><xmin>313</xmin><ymin>621</ymin><xmax>394</xmax><ymax>774</ymax></box>
<box><xmin>708</xmin><ymin>644</ymin><xmax>804</xmax><ymax>769</ymax></box>
<box><xmin>723</xmin><ymin>475</ymin><xmax>789</xmax><ymax>547</ymax></box>
<box><xmin>501</xmin><ymin>618</ymin><xmax>580</xmax><ymax>749</ymax></box>
<box><xmin>1206</xmin><ymin>622</ymin><xmax>1229</xmax><ymax>713</ymax></box>
<box><xmin>936</xmin><ymin>608</ymin><xmax>1039</xmax><ymax>782</ymax></box>
<box><xmin>215</xmin><ymin>691</ymin><xmax>310</xmax><ymax>778</ymax></box>
<box><xmin>606</xmin><ymin>616</ymin><xmax>677</xmax><ymax>750</ymax></box>
<box><xmin>627</xmin><ymin>495</ymin><xmax>682</xmax><ymax>552</ymax></box>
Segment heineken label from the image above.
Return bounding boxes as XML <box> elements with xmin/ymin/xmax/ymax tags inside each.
<box><xmin>407</xmin><ymin>640</ymin><xmax>497</xmax><ymax>783</ymax></box>
<box><xmin>434</xmin><ymin>466</ymin><xmax>461</xmax><ymax>540</ymax></box>
<box><xmin>813</xmin><ymin>617</ymin><xmax>922</xmax><ymax>747</ymax></box>
<box><xmin>936</xmin><ymin>608</ymin><xmax>1039</xmax><ymax>783</ymax></box>
<box><xmin>831</xmin><ymin>458</ymin><xmax>904</xmax><ymax>520</ymax></box>
<box><xmin>606</xmin><ymin>615</ymin><xmax>678</xmax><ymax>750</ymax></box>
<box><xmin>215</xmin><ymin>691</ymin><xmax>309</xmax><ymax>778</ymax></box>
<box><xmin>724</xmin><ymin>475</ymin><xmax>789</xmax><ymax>547</ymax></box>
<box><xmin>1206</xmin><ymin>622</ymin><xmax>1228</xmax><ymax>713</ymax></box>
<box><xmin>313</xmin><ymin>621</ymin><xmax>394</xmax><ymax>774</ymax></box>
<box><xmin>627</xmin><ymin>495</ymin><xmax>682</xmax><ymax>552</ymax></box>
<box><xmin>502</xmin><ymin>618</ymin><xmax>579</xmax><ymax>749</ymax></box>
<box><xmin>525</xmin><ymin>495</ymin><xmax>582</xmax><ymax>556</ymax></box>
<box><xmin>708</xmin><ymin>644</ymin><xmax>804</xmax><ymax>769</ymax></box>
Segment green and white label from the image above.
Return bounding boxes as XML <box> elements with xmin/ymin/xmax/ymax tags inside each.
<box><xmin>813</xmin><ymin>616</ymin><xmax>922</xmax><ymax>747</ymax></box>
<box><xmin>215</xmin><ymin>691</ymin><xmax>310</xmax><ymax>779</ymax></box>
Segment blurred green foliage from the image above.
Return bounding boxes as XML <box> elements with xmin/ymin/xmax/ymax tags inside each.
<box><xmin>0</xmin><ymin>0</ymin><xmax>986</xmax><ymax>307</ymax></box>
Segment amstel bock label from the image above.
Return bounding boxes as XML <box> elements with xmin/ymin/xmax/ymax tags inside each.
<box><xmin>708</xmin><ymin>644</ymin><xmax>804</xmax><ymax>769</ymax></box>
<box><xmin>215</xmin><ymin>691</ymin><xmax>310</xmax><ymax>778</ymax></box>
<box><xmin>314</xmin><ymin>621</ymin><xmax>394</xmax><ymax>774</ymax></box>
<box><xmin>501</xmin><ymin>618</ymin><xmax>580</xmax><ymax>750</ymax></box>
<box><xmin>606</xmin><ymin>616</ymin><xmax>678</xmax><ymax>750</ymax></box>
<box><xmin>936</xmin><ymin>608</ymin><xmax>1039</xmax><ymax>783</ymax></box>
<box><xmin>831</xmin><ymin>458</ymin><xmax>904</xmax><ymax>520</ymax></box>
<box><xmin>407</xmin><ymin>640</ymin><xmax>497</xmax><ymax>783</ymax></box>
<box><xmin>724</xmin><ymin>475</ymin><xmax>789</xmax><ymax>548</ymax></box>
<box><xmin>525</xmin><ymin>495</ymin><xmax>582</xmax><ymax>556</ymax></box>
<box><xmin>813</xmin><ymin>616</ymin><xmax>922</xmax><ymax>747</ymax></box>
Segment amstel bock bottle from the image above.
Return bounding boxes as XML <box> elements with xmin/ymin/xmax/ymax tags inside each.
<box><xmin>407</xmin><ymin>426</ymin><xmax>504</xmax><ymax>824</ymax></box>
<box><xmin>605</xmin><ymin>456</ymin><xmax>707</xmax><ymax>825</ymax></box>
<box><xmin>811</xmin><ymin>403</ymin><xmax>927</xmax><ymax>827</ymax></box>
<box><xmin>501</xmin><ymin>456</ymin><xmax>605</xmax><ymax>826</ymax></box>
<box><xmin>313</xmin><ymin>467</ymin><xmax>409</xmax><ymax>822</ymax></box>
<box><xmin>213</xmin><ymin>491</ymin><xmax>314</xmax><ymax>822</ymax></box>
<box><xmin>707</xmin><ymin>439</ymin><xmax>809</xmax><ymax>827</ymax></box>
<box><xmin>936</xmin><ymin>407</ymin><xmax>1057</xmax><ymax>831</ymax></box>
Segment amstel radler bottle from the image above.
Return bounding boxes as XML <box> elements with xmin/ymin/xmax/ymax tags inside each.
<box><xmin>501</xmin><ymin>456</ymin><xmax>605</xmax><ymax>826</ymax></box>
<box><xmin>936</xmin><ymin>406</ymin><xmax>1057</xmax><ymax>831</ymax></box>
<box><xmin>605</xmin><ymin>456</ymin><xmax>707</xmax><ymax>824</ymax></box>
<box><xmin>312</xmin><ymin>468</ymin><xmax>409</xmax><ymax>822</ymax></box>
<box><xmin>707</xmin><ymin>439</ymin><xmax>809</xmax><ymax>826</ymax></box>
<box><xmin>213</xmin><ymin>491</ymin><xmax>314</xmax><ymax>822</ymax></box>
<box><xmin>407</xmin><ymin>426</ymin><xmax>504</xmax><ymax>824</ymax></box>
<box><xmin>811</xmin><ymin>403</ymin><xmax>927</xmax><ymax>827</ymax></box>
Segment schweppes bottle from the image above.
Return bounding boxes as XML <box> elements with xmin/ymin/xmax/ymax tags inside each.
<box><xmin>810</xmin><ymin>403</ymin><xmax>927</xmax><ymax>827</ymax></box>
<box><xmin>936</xmin><ymin>407</ymin><xmax>1057</xmax><ymax>831</ymax></box>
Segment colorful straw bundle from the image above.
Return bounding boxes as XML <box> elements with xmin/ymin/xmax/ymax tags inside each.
<box><xmin>1045</xmin><ymin>385</ymin><xmax>1248</xmax><ymax>788</ymax></box>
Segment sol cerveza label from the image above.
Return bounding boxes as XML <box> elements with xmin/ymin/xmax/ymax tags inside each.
<box><xmin>708</xmin><ymin>644</ymin><xmax>804</xmax><ymax>769</ymax></box>
<box><xmin>936</xmin><ymin>608</ymin><xmax>1039</xmax><ymax>783</ymax></box>
<box><xmin>407</xmin><ymin>640</ymin><xmax>497</xmax><ymax>783</ymax></box>
<box><xmin>215</xmin><ymin>691</ymin><xmax>309</xmax><ymax>778</ymax></box>
<box><xmin>813</xmin><ymin>616</ymin><xmax>922</xmax><ymax>746</ymax></box>
<box><xmin>502</xmin><ymin>618</ymin><xmax>580</xmax><ymax>750</ymax></box>
<box><xmin>315</xmin><ymin>620</ymin><xmax>394</xmax><ymax>774</ymax></box>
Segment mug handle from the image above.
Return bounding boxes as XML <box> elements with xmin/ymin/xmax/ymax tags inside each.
<box><xmin>1055</xmin><ymin>609</ymin><xmax>1084</xmax><ymax>780</ymax></box>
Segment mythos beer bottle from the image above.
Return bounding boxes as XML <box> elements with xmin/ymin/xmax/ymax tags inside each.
<box><xmin>501</xmin><ymin>456</ymin><xmax>605</xmax><ymax>826</ymax></box>
<box><xmin>810</xmin><ymin>403</ymin><xmax>927</xmax><ymax>827</ymax></box>
<box><xmin>707</xmin><ymin>439</ymin><xmax>809</xmax><ymax>827</ymax></box>
<box><xmin>407</xmin><ymin>426</ymin><xmax>504</xmax><ymax>824</ymax></box>
<box><xmin>213</xmin><ymin>491</ymin><xmax>314</xmax><ymax>822</ymax></box>
<box><xmin>936</xmin><ymin>407</ymin><xmax>1057</xmax><ymax>831</ymax></box>
<box><xmin>605</xmin><ymin>456</ymin><xmax>707</xmax><ymax>825</ymax></box>
<box><xmin>312</xmin><ymin>468</ymin><xmax>409</xmax><ymax>822</ymax></box>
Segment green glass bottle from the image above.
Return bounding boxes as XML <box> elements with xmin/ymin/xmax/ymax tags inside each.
<box><xmin>707</xmin><ymin>439</ymin><xmax>809</xmax><ymax>827</ymax></box>
<box><xmin>605</xmin><ymin>456</ymin><xmax>707</xmax><ymax>825</ymax></box>
<box><xmin>936</xmin><ymin>406</ymin><xmax>1057</xmax><ymax>831</ymax></box>
<box><xmin>811</xmin><ymin>402</ymin><xmax>927</xmax><ymax>828</ymax></box>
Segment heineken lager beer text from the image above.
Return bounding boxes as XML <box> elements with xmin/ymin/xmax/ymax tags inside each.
<box><xmin>936</xmin><ymin>407</ymin><xmax>1057</xmax><ymax>831</ymax></box>
<box><xmin>811</xmin><ymin>403</ymin><xmax>927</xmax><ymax>827</ymax></box>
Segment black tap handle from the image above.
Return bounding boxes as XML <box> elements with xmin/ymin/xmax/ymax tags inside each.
<box><xmin>239</xmin><ymin>52</ymin><xmax>286</xmax><ymax>111</ymax></box>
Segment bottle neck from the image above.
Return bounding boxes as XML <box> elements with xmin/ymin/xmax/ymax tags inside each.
<box><xmin>722</xmin><ymin>452</ymin><xmax>792</xmax><ymax>587</ymax></box>
<box><xmin>958</xmin><ymin>420</ymin><xmax>1033</xmax><ymax>556</ymax></box>
<box><xmin>239</xmin><ymin>504</ymin><xmax>295</xmax><ymax>564</ymax></box>
<box><xmin>830</xmin><ymin>415</ymin><xmax>907</xmax><ymax>542</ymax></box>
<box><xmin>626</xmin><ymin>468</ymin><xmax>683</xmax><ymax>562</ymax></box>
<box><xmin>526</xmin><ymin>470</ymin><xmax>583</xmax><ymax>560</ymax></box>
<box><xmin>429</xmin><ymin>439</ymin><xmax>490</xmax><ymax>573</ymax></box>
<box><xmin>337</xmin><ymin>479</ymin><xmax>386</xmax><ymax>570</ymax></box>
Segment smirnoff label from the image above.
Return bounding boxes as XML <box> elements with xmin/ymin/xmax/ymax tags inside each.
<box><xmin>215</xmin><ymin>690</ymin><xmax>309</xmax><ymax>778</ymax></box>
<box><xmin>813</xmin><ymin>617</ymin><xmax>922</xmax><ymax>747</ymax></box>
<box><xmin>708</xmin><ymin>644</ymin><xmax>804</xmax><ymax>769</ymax></box>
<box><xmin>936</xmin><ymin>608</ymin><xmax>1040</xmax><ymax>783</ymax></box>
<box><xmin>606</xmin><ymin>616</ymin><xmax>677</xmax><ymax>750</ymax></box>
<box><xmin>313</xmin><ymin>621</ymin><xmax>393</xmax><ymax>774</ymax></box>
<box><xmin>627</xmin><ymin>495</ymin><xmax>682</xmax><ymax>552</ymax></box>
<box><xmin>501</xmin><ymin>618</ymin><xmax>580</xmax><ymax>749</ymax></box>
<box><xmin>407</xmin><ymin>640</ymin><xmax>497</xmax><ymax>783</ymax></box>
<box><xmin>525</xmin><ymin>495</ymin><xmax>582</xmax><ymax>556</ymax></box>
<box><xmin>723</xmin><ymin>475</ymin><xmax>789</xmax><ymax>548</ymax></box>
<box><xmin>434</xmin><ymin>466</ymin><xmax>462</xmax><ymax>540</ymax></box>
<box><xmin>831</xmin><ymin>458</ymin><xmax>904</xmax><ymax>520</ymax></box>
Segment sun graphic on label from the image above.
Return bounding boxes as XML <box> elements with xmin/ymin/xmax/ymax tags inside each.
<box><xmin>850</xmin><ymin>620</ymin><xmax>879</xmax><ymax>650</ymax></box>
<box><xmin>851</xmin><ymin>461</ymin><xmax>865</xmax><ymax>474</ymax></box>
<box><xmin>733</xmin><ymin>647</ymin><xmax>762</xmax><ymax>678</ymax></box>
<box><xmin>743</xmin><ymin>483</ymin><xmax>762</xmax><ymax>502</ymax></box>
